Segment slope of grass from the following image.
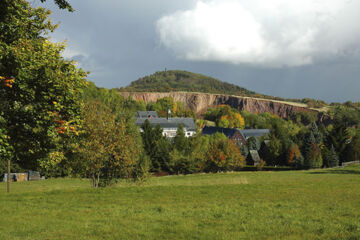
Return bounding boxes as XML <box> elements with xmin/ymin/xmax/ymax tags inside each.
<box><xmin>1</xmin><ymin>165</ymin><xmax>360</xmax><ymax>240</ymax></box>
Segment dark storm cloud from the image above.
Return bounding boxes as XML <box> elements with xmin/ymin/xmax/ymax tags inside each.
<box><xmin>41</xmin><ymin>0</ymin><xmax>360</xmax><ymax>103</ymax></box>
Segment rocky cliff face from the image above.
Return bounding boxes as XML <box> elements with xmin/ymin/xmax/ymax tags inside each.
<box><xmin>119</xmin><ymin>91</ymin><xmax>317</xmax><ymax>118</ymax></box>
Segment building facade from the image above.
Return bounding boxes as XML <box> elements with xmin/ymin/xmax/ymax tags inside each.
<box><xmin>135</xmin><ymin>111</ymin><xmax>196</xmax><ymax>138</ymax></box>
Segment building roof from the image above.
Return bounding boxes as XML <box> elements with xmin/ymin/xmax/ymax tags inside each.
<box><xmin>136</xmin><ymin>117</ymin><xmax>196</xmax><ymax>131</ymax></box>
<box><xmin>239</xmin><ymin>129</ymin><xmax>270</xmax><ymax>139</ymax></box>
<box><xmin>247</xmin><ymin>150</ymin><xmax>261</xmax><ymax>165</ymax></box>
<box><xmin>202</xmin><ymin>126</ymin><xmax>240</xmax><ymax>138</ymax></box>
<box><xmin>135</xmin><ymin>111</ymin><xmax>158</xmax><ymax>119</ymax></box>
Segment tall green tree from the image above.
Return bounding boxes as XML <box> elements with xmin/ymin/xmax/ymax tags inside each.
<box><xmin>76</xmin><ymin>101</ymin><xmax>143</xmax><ymax>187</ymax></box>
<box><xmin>0</xmin><ymin>0</ymin><xmax>87</xmax><ymax>170</ymax></box>
<box><xmin>328</xmin><ymin>120</ymin><xmax>350</xmax><ymax>164</ymax></box>
<box><xmin>326</xmin><ymin>145</ymin><xmax>339</xmax><ymax>168</ymax></box>
<box><xmin>343</xmin><ymin>130</ymin><xmax>360</xmax><ymax>163</ymax></box>
<box><xmin>141</xmin><ymin>119</ymin><xmax>154</xmax><ymax>157</ymax></box>
<box><xmin>140</xmin><ymin>122</ymin><xmax>171</xmax><ymax>172</ymax></box>
<box><xmin>303</xmin><ymin>132</ymin><xmax>322</xmax><ymax>168</ymax></box>
<box><xmin>310</xmin><ymin>122</ymin><xmax>323</xmax><ymax>145</ymax></box>
<box><xmin>173</xmin><ymin>123</ymin><xmax>189</xmax><ymax>153</ymax></box>
<box><xmin>261</xmin><ymin>134</ymin><xmax>282</xmax><ymax>166</ymax></box>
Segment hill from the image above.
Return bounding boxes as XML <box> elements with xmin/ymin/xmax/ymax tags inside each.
<box><xmin>119</xmin><ymin>70</ymin><xmax>257</xmax><ymax>97</ymax></box>
<box><xmin>119</xmin><ymin>70</ymin><xmax>332</xmax><ymax>109</ymax></box>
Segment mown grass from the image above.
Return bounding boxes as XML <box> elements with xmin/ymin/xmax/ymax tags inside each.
<box><xmin>1</xmin><ymin>165</ymin><xmax>360</xmax><ymax>240</ymax></box>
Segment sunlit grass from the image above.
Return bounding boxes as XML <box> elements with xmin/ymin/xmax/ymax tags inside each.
<box><xmin>0</xmin><ymin>165</ymin><xmax>359</xmax><ymax>240</ymax></box>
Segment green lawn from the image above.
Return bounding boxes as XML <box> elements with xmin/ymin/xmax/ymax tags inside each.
<box><xmin>1</xmin><ymin>165</ymin><xmax>360</xmax><ymax>240</ymax></box>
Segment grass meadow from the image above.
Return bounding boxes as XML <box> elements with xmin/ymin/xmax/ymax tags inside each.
<box><xmin>0</xmin><ymin>165</ymin><xmax>359</xmax><ymax>240</ymax></box>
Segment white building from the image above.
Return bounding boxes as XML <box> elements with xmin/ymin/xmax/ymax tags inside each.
<box><xmin>135</xmin><ymin>111</ymin><xmax>196</xmax><ymax>138</ymax></box>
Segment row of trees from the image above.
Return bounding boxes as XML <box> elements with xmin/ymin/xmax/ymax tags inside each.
<box><xmin>203</xmin><ymin>104</ymin><xmax>359</xmax><ymax>170</ymax></box>
<box><xmin>141</xmin><ymin>120</ymin><xmax>245</xmax><ymax>174</ymax></box>
<box><xmin>240</xmin><ymin>110</ymin><xmax>360</xmax><ymax>169</ymax></box>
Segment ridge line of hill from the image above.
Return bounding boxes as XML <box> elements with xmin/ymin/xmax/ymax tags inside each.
<box><xmin>119</xmin><ymin>70</ymin><xmax>329</xmax><ymax>109</ymax></box>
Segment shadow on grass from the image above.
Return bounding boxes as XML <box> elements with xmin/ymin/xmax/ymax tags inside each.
<box><xmin>309</xmin><ymin>169</ymin><xmax>360</xmax><ymax>175</ymax></box>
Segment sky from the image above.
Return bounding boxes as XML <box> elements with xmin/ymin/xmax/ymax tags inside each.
<box><xmin>39</xmin><ymin>0</ymin><xmax>360</xmax><ymax>103</ymax></box>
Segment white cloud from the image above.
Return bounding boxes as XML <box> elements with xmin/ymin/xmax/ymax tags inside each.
<box><xmin>156</xmin><ymin>0</ymin><xmax>360</xmax><ymax>67</ymax></box>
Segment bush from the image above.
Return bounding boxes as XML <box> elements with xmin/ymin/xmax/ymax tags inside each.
<box><xmin>132</xmin><ymin>153</ymin><xmax>151</xmax><ymax>183</ymax></box>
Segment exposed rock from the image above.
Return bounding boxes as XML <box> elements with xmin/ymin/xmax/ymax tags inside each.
<box><xmin>119</xmin><ymin>91</ymin><xmax>318</xmax><ymax>118</ymax></box>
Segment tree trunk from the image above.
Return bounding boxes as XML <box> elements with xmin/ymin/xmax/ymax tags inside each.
<box><xmin>92</xmin><ymin>173</ymin><xmax>96</xmax><ymax>188</ymax></box>
<box><xmin>96</xmin><ymin>172</ymin><xmax>100</xmax><ymax>187</ymax></box>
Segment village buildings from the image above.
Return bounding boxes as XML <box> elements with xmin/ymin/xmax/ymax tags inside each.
<box><xmin>135</xmin><ymin>111</ymin><xmax>196</xmax><ymax>138</ymax></box>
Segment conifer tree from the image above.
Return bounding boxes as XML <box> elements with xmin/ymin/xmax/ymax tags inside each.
<box><xmin>141</xmin><ymin>119</ymin><xmax>154</xmax><ymax>157</ymax></box>
<box><xmin>310</xmin><ymin>122</ymin><xmax>323</xmax><ymax>145</ymax></box>
<box><xmin>328</xmin><ymin>120</ymin><xmax>349</xmax><ymax>164</ymax></box>
<box><xmin>327</xmin><ymin>145</ymin><xmax>339</xmax><ymax>167</ymax></box>
<box><xmin>173</xmin><ymin>124</ymin><xmax>189</xmax><ymax>153</ymax></box>
<box><xmin>304</xmin><ymin>132</ymin><xmax>322</xmax><ymax>168</ymax></box>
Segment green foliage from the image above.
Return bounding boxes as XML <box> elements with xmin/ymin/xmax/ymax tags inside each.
<box><xmin>242</xmin><ymin>111</ymin><xmax>300</xmax><ymax>138</ymax></box>
<box><xmin>343</xmin><ymin>130</ymin><xmax>360</xmax><ymax>163</ymax></box>
<box><xmin>330</xmin><ymin>105</ymin><xmax>360</xmax><ymax>127</ymax></box>
<box><xmin>301</xmin><ymin>98</ymin><xmax>327</xmax><ymax>108</ymax></box>
<box><xmin>310</xmin><ymin>122</ymin><xmax>323</xmax><ymax>144</ymax></box>
<box><xmin>323</xmin><ymin>145</ymin><xmax>339</xmax><ymax>168</ymax></box>
<box><xmin>246</xmin><ymin>137</ymin><xmax>261</xmax><ymax>151</ymax></box>
<box><xmin>289</xmin><ymin>111</ymin><xmax>319</xmax><ymax>126</ymax></box>
<box><xmin>173</xmin><ymin>124</ymin><xmax>190</xmax><ymax>153</ymax></box>
<box><xmin>75</xmin><ymin>101</ymin><xmax>143</xmax><ymax>187</ymax></box>
<box><xmin>303</xmin><ymin>132</ymin><xmax>323</xmax><ymax>168</ymax></box>
<box><xmin>141</xmin><ymin>121</ymin><xmax>172</xmax><ymax>172</ymax></box>
<box><xmin>203</xmin><ymin>133</ymin><xmax>245</xmax><ymax>172</ymax></box>
<box><xmin>0</xmin><ymin>0</ymin><xmax>87</xmax><ymax>171</ymax></box>
<box><xmin>327</xmin><ymin>120</ymin><xmax>350</xmax><ymax>164</ymax></box>
<box><xmin>81</xmin><ymin>81</ymin><xmax>146</xmax><ymax>115</ymax></box>
<box><xmin>261</xmin><ymin>134</ymin><xmax>282</xmax><ymax>166</ymax></box>
<box><xmin>131</xmin><ymin>152</ymin><xmax>150</xmax><ymax>183</ymax></box>
<box><xmin>146</xmin><ymin>97</ymin><xmax>194</xmax><ymax>118</ymax></box>
<box><xmin>204</xmin><ymin>105</ymin><xmax>245</xmax><ymax>129</ymax></box>
<box><xmin>121</xmin><ymin>70</ymin><xmax>256</xmax><ymax>96</ymax></box>
<box><xmin>294</xmin><ymin>151</ymin><xmax>305</xmax><ymax>169</ymax></box>
<box><xmin>305</xmin><ymin>143</ymin><xmax>323</xmax><ymax>169</ymax></box>
<box><xmin>168</xmin><ymin>149</ymin><xmax>197</xmax><ymax>175</ymax></box>
<box><xmin>0</xmin><ymin>117</ymin><xmax>13</xmax><ymax>166</ymax></box>
<box><xmin>40</xmin><ymin>0</ymin><xmax>74</xmax><ymax>12</ymax></box>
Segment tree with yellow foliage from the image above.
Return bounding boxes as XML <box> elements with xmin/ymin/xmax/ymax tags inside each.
<box><xmin>205</xmin><ymin>105</ymin><xmax>245</xmax><ymax>129</ymax></box>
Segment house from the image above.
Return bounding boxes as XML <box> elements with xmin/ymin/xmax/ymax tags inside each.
<box><xmin>135</xmin><ymin>111</ymin><xmax>158</xmax><ymax>119</ymax></box>
<box><xmin>202</xmin><ymin>126</ymin><xmax>246</xmax><ymax>144</ymax></box>
<box><xmin>135</xmin><ymin>111</ymin><xmax>196</xmax><ymax>138</ymax></box>
<box><xmin>239</xmin><ymin>129</ymin><xmax>270</xmax><ymax>140</ymax></box>
<box><xmin>201</xmin><ymin>126</ymin><xmax>270</xmax><ymax>145</ymax></box>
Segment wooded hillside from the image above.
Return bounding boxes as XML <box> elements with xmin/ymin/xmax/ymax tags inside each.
<box><xmin>119</xmin><ymin>70</ymin><xmax>256</xmax><ymax>96</ymax></box>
